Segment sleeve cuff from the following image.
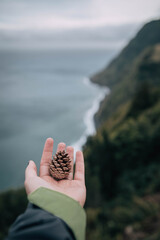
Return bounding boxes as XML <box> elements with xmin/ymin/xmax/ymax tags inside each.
<box><xmin>28</xmin><ymin>187</ymin><xmax>86</xmax><ymax>240</ymax></box>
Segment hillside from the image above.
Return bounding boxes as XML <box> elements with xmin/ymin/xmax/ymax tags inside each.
<box><xmin>83</xmin><ymin>20</ymin><xmax>160</xmax><ymax>240</ymax></box>
<box><xmin>91</xmin><ymin>20</ymin><xmax>160</xmax><ymax>87</ymax></box>
<box><xmin>90</xmin><ymin>20</ymin><xmax>160</xmax><ymax>128</ymax></box>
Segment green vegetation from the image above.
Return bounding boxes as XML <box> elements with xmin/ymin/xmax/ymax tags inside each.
<box><xmin>86</xmin><ymin>195</ymin><xmax>160</xmax><ymax>240</ymax></box>
<box><xmin>91</xmin><ymin>20</ymin><xmax>160</xmax><ymax>128</ymax></box>
<box><xmin>0</xmin><ymin>19</ymin><xmax>160</xmax><ymax>240</ymax></box>
<box><xmin>0</xmin><ymin>188</ymin><xmax>27</xmax><ymax>239</ymax></box>
<box><xmin>84</xmin><ymin>19</ymin><xmax>160</xmax><ymax>239</ymax></box>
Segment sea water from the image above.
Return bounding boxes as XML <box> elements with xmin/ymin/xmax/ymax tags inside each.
<box><xmin>0</xmin><ymin>48</ymin><xmax>116</xmax><ymax>190</ymax></box>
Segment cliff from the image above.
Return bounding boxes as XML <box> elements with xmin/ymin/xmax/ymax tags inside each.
<box><xmin>90</xmin><ymin>20</ymin><xmax>160</xmax><ymax>128</ymax></box>
<box><xmin>84</xmin><ymin>20</ymin><xmax>160</xmax><ymax>240</ymax></box>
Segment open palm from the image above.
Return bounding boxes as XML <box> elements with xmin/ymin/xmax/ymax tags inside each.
<box><xmin>25</xmin><ymin>138</ymin><xmax>86</xmax><ymax>207</ymax></box>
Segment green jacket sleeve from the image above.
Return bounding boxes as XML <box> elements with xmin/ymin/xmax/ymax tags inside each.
<box><xmin>28</xmin><ymin>187</ymin><xmax>86</xmax><ymax>240</ymax></box>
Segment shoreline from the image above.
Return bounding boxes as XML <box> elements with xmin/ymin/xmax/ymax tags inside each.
<box><xmin>72</xmin><ymin>77</ymin><xmax>110</xmax><ymax>152</ymax></box>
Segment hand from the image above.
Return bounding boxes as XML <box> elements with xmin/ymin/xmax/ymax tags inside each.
<box><xmin>25</xmin><ymin>138</ymin><xmax>86</xmax><ymax>207</ymax></box>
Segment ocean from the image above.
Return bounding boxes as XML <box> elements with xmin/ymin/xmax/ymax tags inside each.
<box><xmin>0</xmin><ymin>48</ymin><xmax>116</xmax><ymax>190</ymax></box>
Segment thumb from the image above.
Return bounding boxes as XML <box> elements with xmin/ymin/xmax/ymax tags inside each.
<box><xmin>25</xmin><ymin>160</ymin><xmax>37</xmax><ymax>181</ymax></box>
<box><xmin>25</xmin><ymin>160</ymin><xmax>38</xmax><ymax>195</ymax></box>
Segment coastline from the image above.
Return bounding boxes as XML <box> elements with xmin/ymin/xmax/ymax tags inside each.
<box><xmin>72</xmin><ymin>77</ymin><xmax>110</xmax><ymax>152</ymax></box>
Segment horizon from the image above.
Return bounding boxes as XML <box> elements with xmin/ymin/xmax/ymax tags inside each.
<box><xmin>0</xmin><ymin>0</ymin><xmax>160</xmax><ymax>50</ymax></box>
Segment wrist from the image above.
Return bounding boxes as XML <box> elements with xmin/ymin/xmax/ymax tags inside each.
<box><xmin>28</xmin><ymin>187</ymin><xmax>86</xmax><ymax>240</ymax></box>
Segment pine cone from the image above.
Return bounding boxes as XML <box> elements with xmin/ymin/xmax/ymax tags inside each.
<box><xmin>49</xmin><ymin>150</ymin><xmax>71</xmax><ymax>180</ymax></box>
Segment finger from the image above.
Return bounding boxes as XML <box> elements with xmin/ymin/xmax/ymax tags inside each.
<box><xmin>40</xmin><ymin>138</ymin><xmax>54</xmax><ymax>177</ymax></box>
<box><xmin>57</xmin><ymin>142</ymin><xmax>66</xmax><ymax>152</ymax></box>
<box><xmin>74</xmin><ymin>151</ymin><xmax>85</xmax><ymax>182</ymax></box>
<box><xmin>25</xmin><ymin>160</ymin><xmax>37</xmax><ymax>180</ymax></box>
<box><xmin>66</xmin><ymin>146</ymin><xmax>74</xmax><ymax>180</ymax></box>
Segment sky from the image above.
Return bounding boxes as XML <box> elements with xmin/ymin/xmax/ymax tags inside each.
<box><xmin>0</xmin><ymin>0</ymin><xmax>160</xmax><ymax>49</ymax></box>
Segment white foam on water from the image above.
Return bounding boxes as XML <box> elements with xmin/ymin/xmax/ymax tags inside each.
<box><xmin>72</xmin><ymin>77</ymin><xmax>110</xmax><ymax>153</ymax></box>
